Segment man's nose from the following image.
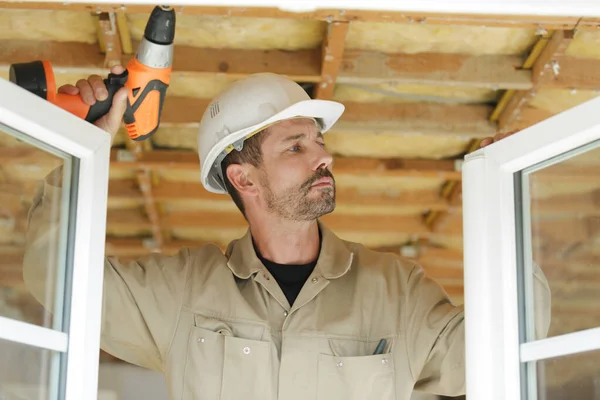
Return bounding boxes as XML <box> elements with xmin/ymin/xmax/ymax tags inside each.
<box><xmin>313</xmin><ymin>144</ymin><xmax>333</xmax><ymax>171</ymax></box>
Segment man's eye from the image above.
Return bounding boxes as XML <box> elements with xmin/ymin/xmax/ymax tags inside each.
<box><xmin>317</xmin><ymin>142</ymin><xmax>325</xmax><ymax>147</ymax></box>
<box><xmin>289</xmin><ymin>145</ymin><xmax>300</xmax><ymax>152</ymax></box>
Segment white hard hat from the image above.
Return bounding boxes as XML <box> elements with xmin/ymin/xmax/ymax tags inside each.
<box><xmin>197</xmin><ymin>73</ymin><xmax>345</xmax><ymax>194</ymax></box>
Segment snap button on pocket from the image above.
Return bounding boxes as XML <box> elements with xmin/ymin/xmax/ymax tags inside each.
<box><xmin>243</xmin><ymin>346</ymin><xmax>251</xmax><ymax>355</ymax></box>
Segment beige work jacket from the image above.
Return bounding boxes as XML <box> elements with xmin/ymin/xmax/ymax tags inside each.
<box><xmin>23</xmin><ymin>177</ymin><xmax>552</xmax><ymax>400</ymax></box>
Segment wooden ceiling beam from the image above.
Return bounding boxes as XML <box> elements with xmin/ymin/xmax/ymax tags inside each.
<box><xmin>497</xmin><ymin>30</ymin><xmax>576</xmax><ymax>131</ymax></box>
<box><xmin>314</xmin><ymin>21</ymin><xmax>349</xmax><ymax>99</ymax></box>
<box><xmin>4</xmin><ymin>39</ymin><xmax>600</xmax><ymax>92</ymax></box>
<box><xmin>0</xmin><ymin>2</ymin><xmax>597</xmax><ymax>30</ymax></box>
<box><xmin>94</xmin><ymin>11</ymin><xmax>124</xmax><ymax>68</ymax></box>
<box><xmin>108</xmin><ymin>149</ymin><xmax>463</xmax><ymax>180</ymax></box>
<box><xmin>156</xmin><ymin>97</ymin><xmax>497</xmax><ymax>137</ymax></box>
<box><xmin>340</xmin><ymin>51</ymin><xmax>531</xmax><ymax>90</ymax></box>
<box><xmin>542</xmin><ymin>55</ymin><xmax>600</xmax><ymax>90</ymax></box>
<box><xmin>0</xmin><ymin>40</ymin><xmax>322</xmax><ymax>82</ymax></box>
<box><xmin>4</xmin><ymin>146</ymin><xmax>597</xmax><ymax>183</ymax></box>
<box><xmin>107</xmin><ymin>179</ymin><xmax>451</xmax><ymax>213</ymax></box>
<box><xmin>106</xmin><ymin>208</ymin><xmax>432</xmax><ymax>235</ymax></box>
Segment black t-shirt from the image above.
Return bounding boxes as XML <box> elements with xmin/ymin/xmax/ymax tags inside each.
<box><xmin>252</xmin><ymin>234</ymin><xmax>320</xmax><ymax>306</ymax></box>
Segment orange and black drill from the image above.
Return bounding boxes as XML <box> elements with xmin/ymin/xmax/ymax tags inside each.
<box><xmin>9</xmin><ymin>5</ymin><xmax>175</xmax><ymax>141</ymax></box>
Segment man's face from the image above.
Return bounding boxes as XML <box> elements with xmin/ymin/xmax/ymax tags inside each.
<box><xmin>255</xmin><ymin>118</ymin><xmax>335</xmax><ymax>221</ymax></box>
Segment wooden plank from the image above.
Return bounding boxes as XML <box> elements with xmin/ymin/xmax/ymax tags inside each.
<box><xmin>95</xmin><ymin>12</ymin><xmax>123</xmax><ymax>68</ymax></box>
<box><xmin>340</xmin><ymin>51</ymin><xmax>531</xmax><ymax>90</ymax></box>
<box><xmin>0</xmin><ymin>39</ymin><xmax>322</xmax><ymax>82</ymax></box>
<box><xmin>109</xmin><ymin>149</ymin><xmax>463</xmax><ymax>180</ymax></box>
<box><xmin>3</xmin><ymin>146</ymin><xmax>595</xmax><ymax>184</ymax></box>
<box><xmin>499</xmin><ymin>30</ymin><xmax>576</xmax><ymax>130</ymax></box>
<box><xmin>542</xmin><ymin>55</ymin><xmax>600</xmax><ymax>90</ymax></box>
<box><xmin>337</xmin><ymin>101</ymin><xmax>497</xmax><ymax>138</ymax></box>
<box><xmin>114</xmin><ymin>96</ymin><xmax>496</xmax><ymax>139</ymax></box>
<box><xmin>106</xmin><ymin>208</ymin><xmax>431</xmax><ymax>235</ymax></box>
<box><xmin>314</xmin><ymin>21</ymin><xmax>349</xmax><ymax>99</ymax></box>
<box><xmin>108</xmin><ymin>179</ymin><xmax>451</xmax><ymax>212</ymax></box>
<box><xmin>3</xmin><ymin>38</ymin><xmax>597</xmax><ymax>100</ymax></box>
<box><xmin>135</xmin><ymin>170</ymin><xmax>164</xmax><ymax>249</ymax></box>
<box><xmin>16</xmin><ymin>40</ymin><xmax>600</xmax><ymax>93</ymax></box>
<box><xmin>121</xmin><ymin>120</ymin><xmax>166</xmax><ymax>249</ymax></box>
<box><xmin>0</xmin><ymin>2</ymin><xmax>593</xmax><ymax>29</ymax></box>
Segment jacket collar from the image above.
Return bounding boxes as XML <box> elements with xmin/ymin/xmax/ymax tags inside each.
<box><xmin>226</xmin><ymin>220</ymin><xmax>354</xmax><ymax>280</ymax></box>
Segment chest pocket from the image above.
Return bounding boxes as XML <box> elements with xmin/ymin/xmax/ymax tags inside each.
<box><xmin>183</xmin><ymin>315</ymin><xmax>275</xmax><ymax>400</ymax></box>
<box><xmin>316</xmin><ymin>338</ymin><xmax>397</xmax><ymax>400</ymax></box>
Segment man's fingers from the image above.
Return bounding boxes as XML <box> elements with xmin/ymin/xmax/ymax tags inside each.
<box><xmin>104</xmin><ymin>87</ymin><xmax>129</xmax><ymax>132</ymax></box>
<box><xmin>88</xmin><ymin>74</ymin><xmax>108</xmax><ymax>101</ymax></box>
<box><xmin>57</xmin><ymin>84</ymin><xmax>79</xmax><ymax>95</ymax></box>
<box><xmin>110</xmin><ymin>64</ymin><xmax>125</xmax><ymax>75</ymax></box>
<box><xmin>480</xmin><ymin>137</ymin><xmax>493</xmax><ymax>148</ymax></box>
<box><xmin>76</xmin><ymin>79</ymin><xmax>96</xmax><ymax>105</ymax></box>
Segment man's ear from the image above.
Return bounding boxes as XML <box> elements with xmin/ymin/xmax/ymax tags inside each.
<box><xmin>226</xmin><ymin>164</ymin><xmax>258</xmax><ymax>196</ymax></box>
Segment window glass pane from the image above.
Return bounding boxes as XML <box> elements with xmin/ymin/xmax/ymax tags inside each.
<box><xmin>532</xmin><ymin>349</ymin><xmax>600</xmax><ymax>400</ymax></box>
<box><xmin>0</xmin><ymin>337</ymin><xmax>63</xmax><ymax>399</ymax></box>
<box><xmin>0</xmin><ymin>122</ymin><xmax>75</xmax><ymax>332</ymax></box>
<box><xmin>519</xmin><ymin>139</ymin><xmax>600</xmax><ymax>340</ymax></box>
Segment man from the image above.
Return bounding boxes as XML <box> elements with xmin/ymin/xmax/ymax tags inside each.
<box><xmin>23</xmin><ymin>65</ymin><xmax>551</xmax><ymax>400</ymax></box>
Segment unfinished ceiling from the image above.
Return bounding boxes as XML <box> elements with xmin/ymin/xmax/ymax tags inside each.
<box><xmin>0</xmin><ymin>2</ymin><xmax>599</xmax><ymax>387</ymax></box>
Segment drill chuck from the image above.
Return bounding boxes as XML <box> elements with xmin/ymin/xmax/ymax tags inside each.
<box><xmin>144</xmin><ymin>5</ymin><xmax>176</xmax><ymax>45</ymax></box>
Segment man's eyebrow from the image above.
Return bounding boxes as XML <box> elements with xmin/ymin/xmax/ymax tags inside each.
<box><xmin>282</xmin><ymin>133</ymin><xmax>306</xmax><ymax>142</ymax></box>
<box><xmin>281</xmin><ymin>131</ymin><xmax>324</xmax><ymax>143</ymax></box>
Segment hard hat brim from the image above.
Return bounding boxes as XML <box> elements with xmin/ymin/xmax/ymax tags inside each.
<box><xmin>200</xmin><ymin>99</ymin><xmax>345</xmax><ymax>194</ymax></box>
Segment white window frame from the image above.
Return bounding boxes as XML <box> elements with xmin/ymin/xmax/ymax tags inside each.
<box><xmin>462</xmin><ymin>95</ymin><xmax>600</xmax><ymax>400</ymax></box>
<box><xmin>0</xmin><ymin>77</ymin><xmax>111</xmax><ymax>400</ymax></box>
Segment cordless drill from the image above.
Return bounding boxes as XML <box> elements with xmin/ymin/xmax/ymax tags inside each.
<box><xmin>8</xmin><ymin>5</ymin><xmax>175</xmax><ymax>141</ymax></box>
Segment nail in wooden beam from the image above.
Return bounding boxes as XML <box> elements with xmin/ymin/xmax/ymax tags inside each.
<box><xmin>498</xmin><ymin>30</ymin><xmax>575</xmax><ymax>131</ymax></box>
<box><xmin>314</xmin><ymin>21</ymin><xmax>350</xmax><ymax>100</ymax></box>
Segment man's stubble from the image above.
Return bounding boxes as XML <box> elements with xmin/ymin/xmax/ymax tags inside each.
<box><xmin>261</xmin><ymin>168</ymin><xmax>336</xmax><ymax>221</ymax></box>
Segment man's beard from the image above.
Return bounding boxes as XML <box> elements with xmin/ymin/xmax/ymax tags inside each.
<box><xmin>261</xmin><ymin>168</ymin><xmax>336</xmax><ymax>221</ymax></box>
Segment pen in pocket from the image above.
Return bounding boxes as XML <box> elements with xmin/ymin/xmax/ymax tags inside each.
<box><xmin>373</xmin><ymin>338</ymin><xmax>387</xmax><ymax>355</ymax></box>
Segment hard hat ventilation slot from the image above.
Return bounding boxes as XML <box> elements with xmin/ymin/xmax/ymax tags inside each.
<box><xmin>209</xmin><ymin>101</ymin><xmax>220</xmax><ymax>118</ymax></box>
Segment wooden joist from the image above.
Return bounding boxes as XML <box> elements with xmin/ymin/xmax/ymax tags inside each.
<box><xmin>340</xmin><ymin>51</ymin><xmax>531</xmax><ymax>90</ymax></box>
<box><xmin>108</xmin><ymin>149</ymin><xmax>463</xmax><ymax>179</ymax></box>
<box><xmin>94</xmin><ymin>11</ymin><xmax>124</xmax><ymax>68</ymax></box>
<box><xmin>1</xmin><ymin>2</ymin><xmax>599</xmax><ymax>30</ymax></box>
<box><xmin>314</xmin><ymin>21</ymin><xmax>349</xmax><ymax>99</ymax></box>
<box><xmin>108</xmin><ymin>179</ymin><xmax>451</xmax><ymax>213</ymax></box>
<box><xmin>106</xmin><ymin>208</ymin><xmax>432</xmax><ymax>235</ymax></box>
<box><xmin>0</xmin><ymin>40</ymin><xmax>322</xmax><ymax>82</ymax></box>
<box><xmin>155</xmin><ymin>97</ymin><xmax>497</xmax><ymax>137</ymax></box>
<box><xmin>3</xmin><ymin>39</ymin><xmax>600</xmax><ymax>92</ymax></box>
<box><xmin>498</xmin><ymin>30</ymin><xmax>576</xmax><ymax>130</ymax></box>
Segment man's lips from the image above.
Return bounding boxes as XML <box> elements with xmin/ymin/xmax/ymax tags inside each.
<box><xmin>311</xmin><ymin>177</ymin><xmax>334</xmax><ymax>187</ymax></box>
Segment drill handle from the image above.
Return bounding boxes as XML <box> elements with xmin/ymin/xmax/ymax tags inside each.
<box><xmin>123</xmin><ymin>79</ymin><xmax>168</xmax><ymax>141</ymax></box>
<box><xmin>85</xmin><ymin>70</ymin><xmax>129</xmax><ymax>123</ymax></box>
